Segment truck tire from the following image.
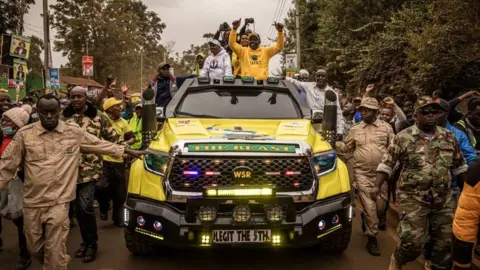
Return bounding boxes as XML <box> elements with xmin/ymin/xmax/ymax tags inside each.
<box><xmin>124</xmin><ymin>228</ymin><xmax>158</xmax><ymax>256</ymax></box>
<box><xmin>317</xmin><ymin>223</ymin><xmax>352</xmax><ymax>253</ymax></box>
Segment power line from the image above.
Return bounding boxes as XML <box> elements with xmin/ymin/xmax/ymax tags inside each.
<box><xmin>265</xmin><ymin>0</ymin><xmax>287</xmax><ymax>46</ymax></box>
<box><xmin>262</xmin><ymin>0</ymin><xmax>283</xmax><ymax>46</ymax></box>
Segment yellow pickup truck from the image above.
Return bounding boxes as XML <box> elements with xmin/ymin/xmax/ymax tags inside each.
<box><xmin>124</xmin><ymin>76</ymin><xmax>352</xmax><ymax>254</ymax></box>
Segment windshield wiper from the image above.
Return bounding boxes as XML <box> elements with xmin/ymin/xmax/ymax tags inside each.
<box><xmin>174</xmin><ymin>111</ymin><xmax>220</xmax><ymax>118</ymax></box>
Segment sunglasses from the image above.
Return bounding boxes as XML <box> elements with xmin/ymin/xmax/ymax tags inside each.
<box><xmin>418</xmin><ymin>109</ymin><xmax>440</xmax><ymax>116</ymax></box>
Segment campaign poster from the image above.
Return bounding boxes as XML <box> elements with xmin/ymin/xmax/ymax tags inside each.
<box><xmin>49</xmin><ymin>68</ymin><xmax>60</xmax><ymax>89</ymax></box>
<box><xmin>82</xmin><ymin>56</ymin><xmax>93</xmax><ymax>76</ymax></box>
<box><xmin>285</xmin><ymin>54</ymin><xmax>298</xmax><ymax>78</ymax></box>
<box><xmin>13</xmin><ymin>59</ymin><xmax>27</xmax><ymax>83</ymax></box>
<box><xmin>9</xmin><ymin>35</ymin><xmax>31</xmax><ymax>60</ymax></box>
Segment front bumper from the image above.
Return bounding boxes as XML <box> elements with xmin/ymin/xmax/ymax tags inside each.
<box><xmin>124</xmin><ymin>192</ymin><xmax>353</xmax><ymax>248</ymax></box>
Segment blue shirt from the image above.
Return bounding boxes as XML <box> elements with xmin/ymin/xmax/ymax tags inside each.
<box><xmin>446</xmin><ymin>121</ymin><xmax>477</xmax><ymax>187</ymax></box>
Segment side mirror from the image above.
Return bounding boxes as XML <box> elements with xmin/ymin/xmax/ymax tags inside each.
<box><xmin>311</xmin><ymin>109</ymin><xmax>323</xmax><ymax>124</ymax></box>
<box><xmin>156</xmin><ymin>106</ymin><xmax>166</xmax><ymax>122</ymax></box>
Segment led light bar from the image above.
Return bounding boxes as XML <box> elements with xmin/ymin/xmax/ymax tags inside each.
<box><xmin>205</xmin><ymin>188</ymin><xmax>273</xmax><ymax>197</ymax></box>
<box><xmin>183</xmin><ymin>170</ymin><xmax>199</xmax><ymax>176</ymax></box>
<box><xmin>205</xmin><ymin>171</ymin><xmax>221</xmax><ymax>176</ymax></box>
<box><xmin>265</xmin><ymin>172</ymin><xmax>281</xmax><ymax>176</ymax></box>
<box><xmin>285</xmin><ymin>171</ymin><xmax>301</xmax><ymax>176</ymax></box>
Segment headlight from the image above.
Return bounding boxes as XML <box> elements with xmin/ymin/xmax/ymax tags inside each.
<box><xmin>144</xmin><ymin>151</ymin><xmax>170</xmax><ymax>176</ymax></box>
<box><xmin>312</xmin><ymin>151</ymin><xmax>337</xmax><ymax>176</ymax></box>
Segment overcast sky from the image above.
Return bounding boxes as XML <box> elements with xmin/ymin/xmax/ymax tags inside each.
<box><xmin>24</xmin><ymin>0</ymin><xmax>293</xmax><ymax>75</ymax></box>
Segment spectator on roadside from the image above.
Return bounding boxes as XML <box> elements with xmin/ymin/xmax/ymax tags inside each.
<box><xmin>447</xmin><ymin>90</ymin><xmax>479</xmax><ymax>123</ymax></box>
<box><xmin>229</xmin><ymin>18</ymin><xmax>284</xmax><ymax>80</ymax></box>
<box><xmin>455</xmin><ymin>98</ymin><xmax>480</xmax><ymax>154</ymax></box>
<box><xmin>0</xmin><ymin>94</ymin><xmax>145</xmax><ymax>270</ymax></box>
<box><xmin>200</xmin><ymin>40</ymin><xmax>233</xmax><ymax>80</ymax></box>
<box><xmin>286</xmin><ymin>69</ymin><xmax>345</xmax><ymax>138</ymax></box>
<box><xmin>432</xmin><ymin>89</ymin><xmax>442</xmax><ymax>103</ymax></box>
<box><xmin>194</xmin><ymin>53</ymin><xmax>205</xmax><ymax>75</ymax></box>
<box><xmin>128</xmin><ymin>103</ymin><xmax>143</xmax><ymax>150</ymax></box>
<box><xmin>97</xmin><ymin>98</ymin><xmax>136</xmax><ymax>227</ymax></box>
<box><xmin>452</xmin><ymin>156</ymin><xmax>480</xmax><ymax>270</ymax></box>
<box><xmin>61</xmin><ymin>87</ymin><xmax>119</xmax><ymax>263</ymax></box>
<box><xmin>0</xmin><ymin>107</ymin><xmax>31</xmax><ymax>270</ymax></box>
<box><xmin>299</xmin><ymin>69</ymin><xmax>309</xmax><ymax>82</ymax></box>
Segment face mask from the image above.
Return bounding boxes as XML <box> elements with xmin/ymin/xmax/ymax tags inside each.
<box><xmin>2</xmin><ymin>127</ymin><xmax>16</xmax><ymax>136</ymax></box>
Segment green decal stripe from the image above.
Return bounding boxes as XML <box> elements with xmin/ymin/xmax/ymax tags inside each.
<box><xmin>187</xmin><ymin>144</ymin><xmax>297</xmax><ymax>153</ymax></box>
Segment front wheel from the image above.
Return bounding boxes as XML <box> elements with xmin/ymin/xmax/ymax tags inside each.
<box><xmin>316</xmin><ymin>222</ymin><xmax>352</xmax><ymax>253</ymax></box>
<box><xmin>124</xmin><ymin>228</ymin><xmax>159</xmax><ymax>256</ymax></box>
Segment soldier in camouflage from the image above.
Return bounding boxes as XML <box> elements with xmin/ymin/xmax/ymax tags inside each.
<box><xmin>370</xmin><ymin>96</ymin><xmax>468</xmax><ymax>270</ymax></box>
<box><xmin>61</xmin><ymin>86</ymin><xmax>120</xmax><ymax>263</ymax></box>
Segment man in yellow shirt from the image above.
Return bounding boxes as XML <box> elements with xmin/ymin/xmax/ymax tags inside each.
<box><xmin>229</xmin><ymin>18</ymin><xmax>284</xmax><ymax>80</ymax></box>
<box><xmin>98</xmin><ymin>98</ymin><xmax>136</xmax><ymax>227</ymax></box>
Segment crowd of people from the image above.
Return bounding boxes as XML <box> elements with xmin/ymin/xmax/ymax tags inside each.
<box><xmin>0</xmin><ymin>16</ymin><xmax>479</xmax><ymax>270</ymax></box>
<box><xmin>0</xmin><ymin>83</ymin><xmax>147</xmax><ymax>269</ymax></box>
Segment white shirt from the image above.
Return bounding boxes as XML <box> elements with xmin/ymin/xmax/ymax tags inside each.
<box><xmin>286</xmin><ymin>78</ymin><xmax>345</xmax><ymax>135</ymax></box>
<box><xmin>200</xmin><ymin>48</ymin><xmax>233</xmax><ymax>80</ymax></box>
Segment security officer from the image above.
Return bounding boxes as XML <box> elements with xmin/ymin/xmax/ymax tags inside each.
<box><xmin>0</xmin><ymin>94</ymin><xmax>146</xmax><ymax>270</ymax></box>
<box><xmin>336</xmin><ymin>97</ymin><xmax>395</xmax><ymax>256</ymax></box>
<box><xmin>371</xmin><ymin>96</ymin><xmax>468</xmax><ymax>270</ymax></box>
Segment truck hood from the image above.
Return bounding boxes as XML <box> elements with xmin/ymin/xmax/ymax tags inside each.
<box><xmin>150</xmin><ymin>118</ymin><xmax>331</xmax><ymax>153</ymax></box>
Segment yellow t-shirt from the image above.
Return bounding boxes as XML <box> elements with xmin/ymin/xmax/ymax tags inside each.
<box><xmin>228</xmin><ymin>29</ymin><xmax>284</xmax><ymax>80</ymax></box>
<box><xmin>103</xmin><ymin>115</ymin><xmax>132</xmax><ymax>163</ymax></box>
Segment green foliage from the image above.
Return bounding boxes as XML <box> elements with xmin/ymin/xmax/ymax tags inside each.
<box><xmin>27</xmin><ymin>35</ymin><xmax>43</xmax><ymax>73</ymax></box>
<box><xmin>284</xmin><ymin>0</ymin><xmax>480</xmax><ymax>100</ymax></box>
<box><xmin>171</xmin><ymin>33</ymin><xmax>212</xmax><ymax>76</ymax></box>
<box><xmin>0</xmin><ymin>0</ymin><xmax>36</xmax><ymax>34</ymax></box>
<box><xmin>50</xmin><ymin>0</ymin><xmax>166</xmax><ymax>90</ymax></box>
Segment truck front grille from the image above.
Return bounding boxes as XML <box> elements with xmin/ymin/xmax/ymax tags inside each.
<box><xmin>167</xmin><ymin>156</ymin><xmax>315</xmax><ymax>192</ymax></box>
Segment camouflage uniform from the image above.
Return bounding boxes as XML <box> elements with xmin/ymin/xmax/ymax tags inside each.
<box><xmin>378</xmin><ymin>97</ymin><xmax>468</xmax><ymax>270</ymax></box>
<box><xmin>61</xmin><ymin>103</ymin><xmax>118</xmax><ymax>250</ymax></box>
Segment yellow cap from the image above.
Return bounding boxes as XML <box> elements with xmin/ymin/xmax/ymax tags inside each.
<box><xmin>0</xmin><ymin>88</ymin><xmax>8</xmax><ymax>93</ymax></box>
<box><xmin>103</xmin><ymin>97</ymin><xmax>123</xmax><ymax>111</ymax></box>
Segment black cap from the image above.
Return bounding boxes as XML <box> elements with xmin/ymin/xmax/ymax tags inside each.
<box><xmin>437</xmin><ymin>99</ymin><xmax>450</xmax><ymax>112</ymax></box>
<box><xmin>23</xmin><ymin>96</ymin><xmax>34</xmax><ymax>102</ymax></box>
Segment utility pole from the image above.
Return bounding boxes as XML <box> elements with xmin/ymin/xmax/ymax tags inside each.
<box><xmin>140</xmin><ymin>51</ymin><xmax>143</xmax><ymax>91</ymax></box>
<box><xmin>295</xmin><ymin>0</ymin><xmax>301</xmax><ymax>69</ymax></box>
<box><xmin>19</xmin><ymin>0</ymin><xmax>25</xmax><ymax>35</ymax></box>
<box><xmin>42</xmin><ymin>0</ymin><xmax>50</xmax><ymax>91</ymax></box>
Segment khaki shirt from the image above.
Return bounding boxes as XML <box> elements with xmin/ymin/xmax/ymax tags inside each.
<box><xmin>0</xmin><ymin>121</ymin><xmax>125</xmax><ymax>208</ymax></box>
<box><xmin>336</xmin><ymin>119</ymin><xmax>395</xmax><ymax>172</ymax></box>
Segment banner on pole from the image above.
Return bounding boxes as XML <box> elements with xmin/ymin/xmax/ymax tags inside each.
<box><xmin>9</xmin><ymin>35</ymin><xmax>31</xmax><ymax>60</ymax></box>
<box><xmin>82</xmin><ymin>56</ymin><xmax>93</xmax><ymax>76</ymax></box>
<box><xmin>13</xmin><ymin>59</ymin><xmax>27</xmax><ymax>85</ymax></box>
<box><xmin>49</xmin><ymin>68</ymin><xmax>60</xmax><ymax>89</ymax></box>
<box><xmin>285</xmin><ymin>54</ymin><xmax>298</xmax><ymax>78</ymax></box>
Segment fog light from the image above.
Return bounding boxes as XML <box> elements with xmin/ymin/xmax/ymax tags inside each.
<box><xmin>318</xmin><ymin>220</ymin><xmax>326</xmax><ymax>231</ymax></box>
<box><xmin>232</xmin><ymin>205</ymin><xmax>251</xmax><ymax>223</ymax></box>
<box><xmin>153</xmin><ymin>221</ymin><xmax>162</xmax><ymax>231</ymax></box>
<box><xmin>200</xmin><ymin>233</ymin><xmax>211</xmax><ymax>246</ymax></box>
<box><xmin>332</xmin><ymin>215</ymin><xmax>339</xmax><ymax>225</ymax></box>
<box><xmin>272</xmin><ymin>234</ymin><xmax>281</xmax><ymax>245</ymax></box>
<box><xmin>137</xmin><ymin>216</ymin><xmax>145</xmax><ymax>227</ymax></box>
<box><xmin>124</xmin><ymin>208</ymin><xmax>130</xmax><ymax>226</ymax></box>
<box><xmin>348</xmin><ymin>206</ymin><xmax>353</xmax><ymax>221</ymax></box>
<box><xmin>198</xmin><ymin>206</ymin><xmax>217</xmax><ymax>223</ymax></box>
<box><xmin>265</xmin><ymin>205</ymin><xmax>284</xmax><ymax>223</ymax></box>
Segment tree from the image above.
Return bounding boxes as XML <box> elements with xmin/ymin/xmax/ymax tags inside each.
<box><xmin>27</xmin><ymin>36</ymin><xmax>43</xmax><ymax>73</ymax></box>
<box><xmin>50</xmin><ymin>0</ymin><xmax>166</xmax><ymax>90</ymax></box>
<box><xmin>171</xmin><ymin>33</ymin><xmax>212</xmax><ymax>76</ymax></box>
<box><xmin>284</xmin><ymin>0</ymin><xmax>480</xmax><ymax>100</ymax></box>
<box><xmin>0</xmin><ymin>0</ymin><xmax>36</xmax><ymax>34</ymax></box>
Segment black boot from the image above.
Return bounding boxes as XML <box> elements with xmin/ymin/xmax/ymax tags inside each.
<box><xmin>82</xmin><ymin>246</ymin><xmax>97</xmax><ymax>263</ymax></box>
<box><xmin>378</xmin><ymin>212</ymin><xmax>387</xmax><ymax>231</ymax></box>
<box><xmin>12</xmin><ymin>256</ymin><xmax>31</xmax><ymax>270</ymax></box>
<box><xmin>361</xmin><ymin>212</ymin><xmax>366</xmax><ymax>233</ymax></box>
<box><xmin>366</xmin><ymin>236</ymin><xmax>381</xmax><ymax>256</ymax></box>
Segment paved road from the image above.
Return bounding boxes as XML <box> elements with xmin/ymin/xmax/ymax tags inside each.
<box><xmin>0</xmin><ymin>208</ymin><xmax>423</xmax><ymax>270</ymax></box>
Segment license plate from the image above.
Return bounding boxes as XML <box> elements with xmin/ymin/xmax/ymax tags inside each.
<box><xmin>212</xmin><ymin>230</ymin><xmax>272</xmax><ymax>243</ymax></box>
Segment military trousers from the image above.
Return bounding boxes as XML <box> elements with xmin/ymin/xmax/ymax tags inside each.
<box><xmin>23</xmin><ymin>203</ymin><xmax>71</xmax><ymax>270</ymax></box>
<box><xmin>394</xmin><ymin>193</ymin><xmax>455</xmax><ymax>270</ymax></box>
<box><xmin>355</xmin><ymin>170</ymin><xmax>388</xmax><ymax>237</ymax></box>
<box><xmin>75</xmin><ymin>181</ymin><xmax>98</xmax><ymax>248</ymax></box>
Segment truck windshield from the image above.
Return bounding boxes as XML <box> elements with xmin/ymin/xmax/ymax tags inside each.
<box><xmin>175</xmin><ymin>89</ymin><xmax>302</xmax><ymax>119</ymax></box>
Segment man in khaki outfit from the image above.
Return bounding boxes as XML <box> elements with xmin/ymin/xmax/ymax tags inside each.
<box><xmin>336</xmin><ymin>97</ymin><xmax>395</xmax><ymax>256</ymax></box>
<box><xmin>0</xmin><ymin>94</ymin><xmax>146</xmax><ymax>270</ymax></box>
